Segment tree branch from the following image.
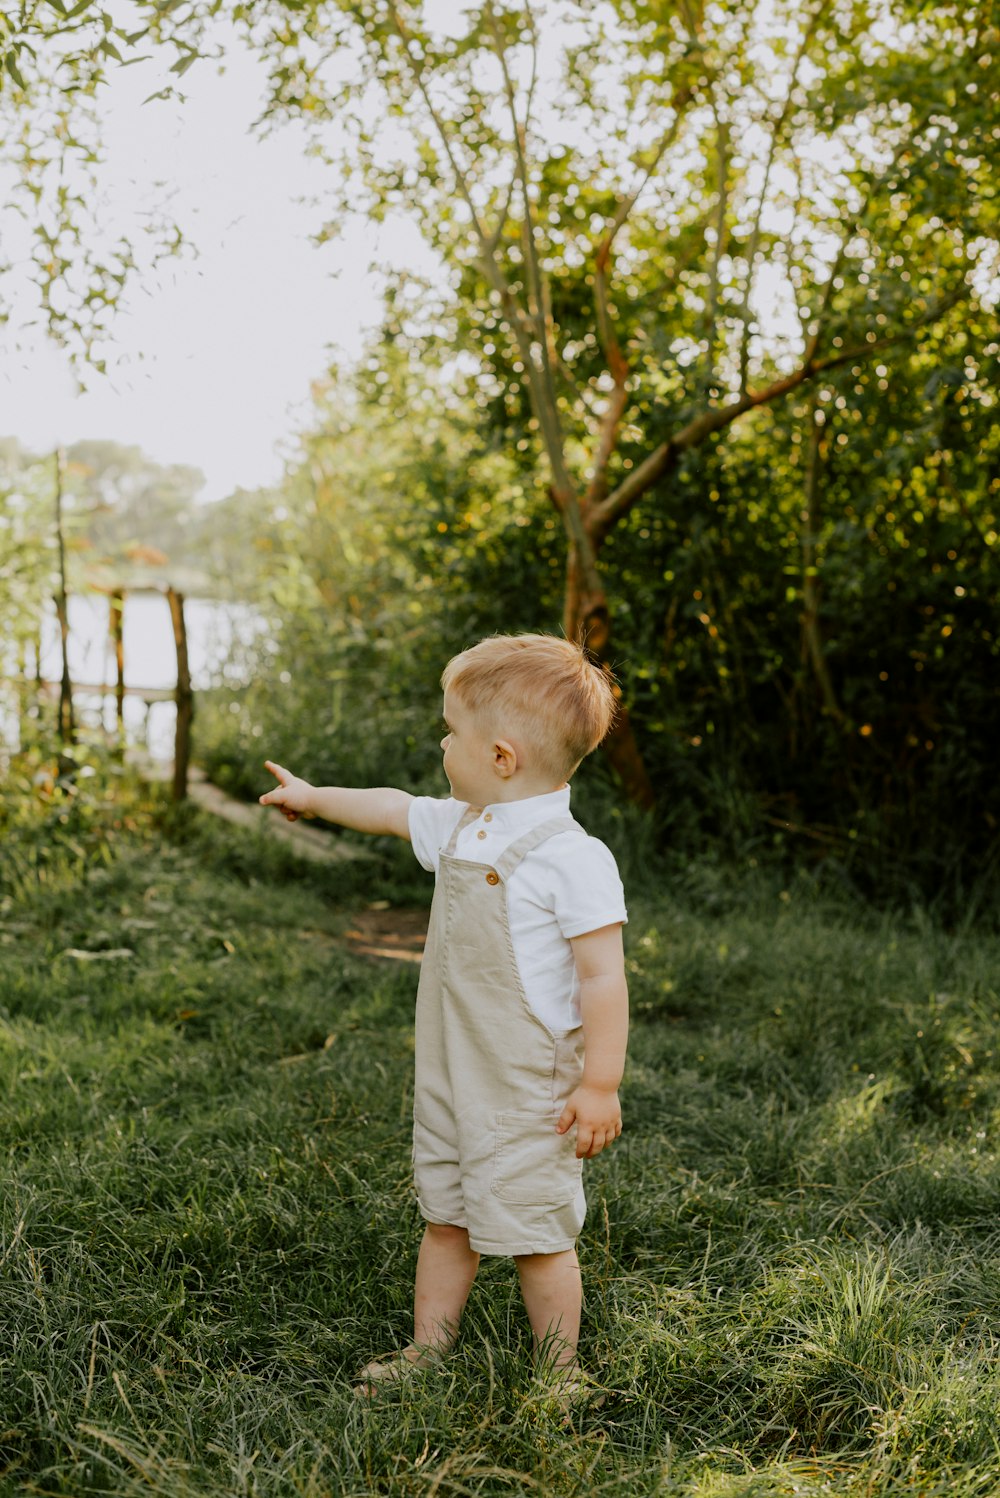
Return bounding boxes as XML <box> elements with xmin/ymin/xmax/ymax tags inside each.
<box><xmin>383</xmin><ymin>2</ymin><xmax>601</xmax><ymax>595</ymax></box>
<box><xmin>739</xmin><ymin>2</ymin><xmax>827</xmax><ymax>397</ymax></box>
<box><xmin>585</xmin><ymin>87</ymin><xmax>696</xmax><ymax>508</ymax></box>
<box><xmin>486</xmin><ymin>2</ymin><xmax>568</xmax><ymax>489</ymax></box>
<box><xmin>383</xmin><ymin>2</ymin><xmax>572</xmax><ymax>500</ymax></box>
<box><xmin>484</xmin><ymin>170</ymin><xmax>519</xmax><ymax>257</ymax></box>
<box><xmin>589</xmin><ymin>99</ymin><xmax>951</xmax><ymax>535</ymax></box>
<box><xmin>702</xmin><ymin>96</ymin><xmax>730</xmax><ymax>395</ymax></box>
<box><xmin>589</xmin><ymin>281</ymin><xmax>970</xmax><ymax>536</ymax></box>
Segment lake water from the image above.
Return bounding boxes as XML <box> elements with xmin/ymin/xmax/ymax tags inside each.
<box><xmin>2</xmin><ymin>593</ymin><xmax>269</xmax><ymax>760</ymax></box>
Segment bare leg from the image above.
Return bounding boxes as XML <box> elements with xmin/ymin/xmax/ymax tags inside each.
<box><xmin>515</xmin><ymin>1248</ymin><xmax>582</xmax><ymax>1371</ymax></box>
<box><xmin>410</xmin><ymin>1222</ymin><xmax>480</xmax><ymax>1356</ymax></box>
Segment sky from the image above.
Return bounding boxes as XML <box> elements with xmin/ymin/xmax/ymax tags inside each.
<box><xmin>0</xmin><ymin>24</ymin><xmax>439</xmax><ymax>505</ymax></box>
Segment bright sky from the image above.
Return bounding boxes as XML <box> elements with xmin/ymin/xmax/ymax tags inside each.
<box><xmin>0</xmin><ymin>27</ymin><xmax>439</xmax><ymax>504</ymax></box>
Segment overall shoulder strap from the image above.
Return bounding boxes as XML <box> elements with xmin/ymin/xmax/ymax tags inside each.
<box><xmin>441</xmin><ymin>805</ymin><xmax>480</xmax><ymax>858</ymax></box>
<box><xmin>493</xmin><ymin>816</ymin><xmax>582</xmax><ymax>883</ymax></box>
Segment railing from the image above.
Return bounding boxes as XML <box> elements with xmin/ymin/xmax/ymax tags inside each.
<box><xmin>3</xmin><ymin>586</ymin><xmax>194</xmax><ymax>799</ymax></box>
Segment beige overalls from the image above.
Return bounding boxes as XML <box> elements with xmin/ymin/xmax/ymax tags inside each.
<box><xmin>412</xmin><ymin>808</ymin><xmax>587</xmax><ymax>1256</ymax></box>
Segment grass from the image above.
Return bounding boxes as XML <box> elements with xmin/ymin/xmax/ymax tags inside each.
<box><xmin>2</xmin><ymin>769</ymin><xmax>1000</xmax><ymax>1496</ymax></box>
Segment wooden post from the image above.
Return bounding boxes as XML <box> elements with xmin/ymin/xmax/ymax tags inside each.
<box><xmin>53</xmin><ymin>447</ymin><xmax>75</xmax><ymax>747</ymax></box>
<box><xmin>15</xmin><ymin>637</ymin><xmax>29</xmax><ymax>751</ymax></box>
<box><xmin>108</xmin><ymin>591</ymin><xmax>126</xmax><ymax>754</ymax></box>
<box><xmin>166</xmin><ymin>587</ymin><xmax>193</xmax><ymax>801</ymax></box>
<box><xmin>33</xmin><ymin>624</ymin><xmax>42</xmax><ymax>739</ymax></box>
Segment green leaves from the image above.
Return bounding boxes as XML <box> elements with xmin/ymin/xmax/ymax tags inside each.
<box><xmin>169</xmin><ymin>47</ymin><xmax>199</xmax><ymax>76</ymax></box>
<box><xmin>3</xmin><ymin>49</ymin><xmax>27</xmax><ymax>89</ymax></box>
<box><xmin>0</xmin><ymin>2</ymin><xmax>200</xmax><ymax>355</ymax></box>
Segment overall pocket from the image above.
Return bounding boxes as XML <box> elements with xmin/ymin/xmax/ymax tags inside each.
<box><xmin>491</xmin><ymin>1111</ymin><xmax>583</xmax><ymax>1207</ymax></box>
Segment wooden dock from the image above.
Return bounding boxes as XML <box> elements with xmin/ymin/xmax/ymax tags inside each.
<box><xmin>2</xmin><ymin>678</ymin><xmax>176</xmax><ymax>702</ymax></box>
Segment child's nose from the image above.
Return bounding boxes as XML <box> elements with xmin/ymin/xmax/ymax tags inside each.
<box><xmin>441</xmin><ymin>734</ymin><xmax>450</xmax><ymax>750</ymax></box>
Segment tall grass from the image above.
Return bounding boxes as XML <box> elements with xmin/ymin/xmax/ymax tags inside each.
<box><xmin>2</xmin><ymin>774</ymin><xmax>999</xmax><ymax>1495</ymax></box>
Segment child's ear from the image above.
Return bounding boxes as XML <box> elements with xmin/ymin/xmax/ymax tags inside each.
<box><xmin>493</xmin><ymin>738</ymin><xmax>518</xmax><ymax>778</ymax></box>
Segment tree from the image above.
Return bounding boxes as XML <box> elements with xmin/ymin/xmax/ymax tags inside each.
<box><xmin>224</xmin><ymin>0</ymin><xmax>997</xmax><ymax>803</ymax></box>
<box><xmin>13</xmin><ymin>1</ymin><xmax>997</xmax><ymax>810</ymax></box>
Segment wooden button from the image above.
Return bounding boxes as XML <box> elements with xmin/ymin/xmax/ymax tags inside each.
<box><xmin>476</xmin><ymin>829</ymin><xmax>487</xmax><ymax>840</ymax></box>
<box><xmin>485</xmin><ymin>871</ymin><xmax>499</xmax><ymax>885</ymax></box>
<box><xmin>483</xmin><ymin>812</ymin><xmax>493</xmax><ymax>822</ymax></box>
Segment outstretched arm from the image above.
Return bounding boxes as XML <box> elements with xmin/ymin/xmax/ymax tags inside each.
<box><xmin>556</xmin><ymin>923</ymin><xmax>628</xmax><ymax>1158</ymax></box>
<box><xmin>259</xmin><ymin>761</ymin><xmax>413</xmax><ymax>840</ymax></box>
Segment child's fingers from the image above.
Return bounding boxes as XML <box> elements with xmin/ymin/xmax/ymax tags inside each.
<box><xmin>264</xmin><ymin>760</ymin><xmax>290</xmax><ymax>784</ymax></box>
<box><xmin>555</xmin><ymin>1103</ymin><xmax>576</xmax><ymax>1135</ymax></box>
<box><xmin>577</xmin><ymin>1121</ymin><xmax>622</xmax><ymax>1159</ymax></box>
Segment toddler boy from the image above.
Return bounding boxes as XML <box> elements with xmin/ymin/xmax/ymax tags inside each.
<box><xmin>259</xmin><ymin>633</ymin><xmax>628</xmax><ymax>1397</ymax></box>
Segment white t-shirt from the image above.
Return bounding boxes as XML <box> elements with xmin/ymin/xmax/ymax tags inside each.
<box><xmin>408</xmin><ymin>786</ymin><xmax>627</xmax><ymax>1035</ymax></box>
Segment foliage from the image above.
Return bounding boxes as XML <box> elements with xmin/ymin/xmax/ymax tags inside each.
<box><xmin>233</xmin><ymin>0</ymin><xmax>996</xmax><ymax>607</ymax></box>
<box><xmin>181</xmin><ymin>0</ymin><xmax>996</xmax><ymax>812</ymax></box>
<box><xmin>0</xmin><ymin>735</ymin><xmax>139</xmax><ymax>905</ymax></box>
<box><xmin>193</xmin><ymin>305</ymin><xmax>1000</xmax><ymax>906</ymax></box>
<box><xmin>0</xmin><ymin>1</ymin><xmax>216</xmax><ymax>364</ymax></box>
<box><xmin>195</xmin><ymin>353</ymin><xmax>565</xmax><ymax>801</ymax></box>
<box><xmin>2</xmin><ymin>775</ymin><xmax>1000</xmax><ymax>1493</ymax></box>
<box><xmin>0</xmin><ymin>435</ymin><xmax>267</xmax><ymax>618</ymax></box>
<box><xmin>193</xmin><ymin>0</ymin><xmax>1000</xmax><ymax>887</ymax></box>
<box><xmin>0</xmin><ymin>440</ymin><xmax>55</xmax><ymax>677</ymax></box>
<box><xmin>7</xmin><ymin>2</ymin><xmax>998</xmax><ymax>894</ymax></box>
<box><xmin>593</xmin><ymin>297</ymin><xmax>1000</xmax><ymax>896</ymax></box>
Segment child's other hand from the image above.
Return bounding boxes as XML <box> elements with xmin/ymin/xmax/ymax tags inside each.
<box><xmin>259</xmin><ymin>760</ymin><xmax>315</xmax><ymax>822</ymax></box>
<box><xmin>556</xmin><ymin>1085</ymin><xmax>622</xmax><ymax>1159</ymax></box>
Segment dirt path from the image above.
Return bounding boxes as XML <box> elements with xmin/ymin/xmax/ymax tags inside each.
<box><xmin>301</xmin><ymin>906</ymin><xmax>428</xmax><ymax>963</ymax></box>
<box><xmin>133</xmin><ymin>756</ymin><xmax>425</xmax><ymax>960</ymax></box>
<box><xmin>186</xmin><ymin>767</ymin><xmax>375</xmax><ymax>866</ymax></box>
<box><xmin>133</xmin><ymin>756</ymin><xmax>373</xmax><ymax>866</ymax></box>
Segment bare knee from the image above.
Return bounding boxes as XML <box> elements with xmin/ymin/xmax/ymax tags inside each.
<box><xmin>424</xmin><ymin>1221</ymin><xmax>471</xmax><ymax>1247</ymax></box>
<box><xmin>515</xmin><ymin>1248</ymin><xmax>579</xmax><ymax>1274</ymax></box>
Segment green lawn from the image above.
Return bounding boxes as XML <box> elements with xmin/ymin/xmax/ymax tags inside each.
<box><xmin>2</xmin><ymin>783</ymin><xmax>999</xmax><ymax>1496</ymax></box>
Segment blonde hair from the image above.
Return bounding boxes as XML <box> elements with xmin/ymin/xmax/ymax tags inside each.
<box><xmin>441</xmin><ymin>633</ymin><xmax>618</xmax><ymax>780</ymax></box>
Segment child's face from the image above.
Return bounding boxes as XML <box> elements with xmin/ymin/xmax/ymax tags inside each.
<box><xmin>440</xmin><ymin>690</ymin><xmax>503</xmax><ymax>806</ymax></box>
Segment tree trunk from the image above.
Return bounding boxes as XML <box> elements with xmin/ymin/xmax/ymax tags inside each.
<box><xmin>109</xmin><ymin>591</ymin><xmax>126</xmax><ymax>756</ymax></box>
<box><xmin>53</xmin><ymin>448</ymin><xmax>74</xmax><ymax>748</ymax></box>
<box><xmin>564</xmin><ymin>539</ymin><xmax>656</xmax><ymax>810</ymax></box>
<box><xmin>167</xmin><ymin>587</ymin><xmax>193</xmax><ymax>801</ymax></box>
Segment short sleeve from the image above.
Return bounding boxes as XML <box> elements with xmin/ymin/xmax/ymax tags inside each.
<box><xmin>408</xmin><ymin>796</ymin><xmax>468</xmax><ymax>873</ymax></box>
<box><xmin>544</xmin><ymin>833</ymin><xmax>628</xmax><ymax>938</ymax></box>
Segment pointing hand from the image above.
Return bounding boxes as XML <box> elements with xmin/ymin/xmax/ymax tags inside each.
<box><xmin>259</xmin><ymin>760</ymin><xmax>315</xmax><ymax>822</ymax></box>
